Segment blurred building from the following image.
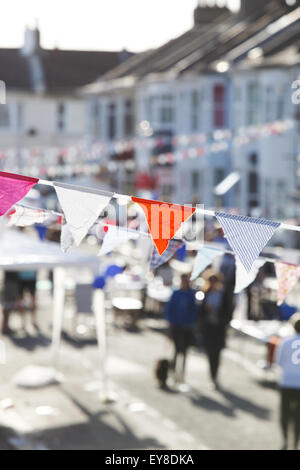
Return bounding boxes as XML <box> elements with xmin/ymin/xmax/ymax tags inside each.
<box><xmin>84</xmin><ymin>0</ymin><xmax>300</xmax><ymax>219</ymax></box>
<box><xmin>0</xmin><ymin>26</ymin><xmax>132</xmax><ymax>151</ymax></box>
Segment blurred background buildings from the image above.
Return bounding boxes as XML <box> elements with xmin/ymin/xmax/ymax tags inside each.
<box><xmin>0</xmin><ymin>0</ymin><xmax>300</xmax><ymax>219</ymax></box>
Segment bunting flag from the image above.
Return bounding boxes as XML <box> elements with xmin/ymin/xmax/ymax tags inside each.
<box><xmin>0</xmin><ymin>172</ymin><xmax>39</xmax><ymax>216</ymax></box>
<box><xmin>131</xmin><ymin>196</ymin><xmax>195</xmax><ymax>256</ymax></box>
<box><xmin>215</xmin><ymin>211</ymin><xmax>280</xmax><ymax>272</ymax></box>
<box><xmin>60</xmin><ymin>224</ymin><xmax>74</xmax><ymax>253</ymax></box>
<box><xmin>99</xmin><ymin>225</ymin><xmax>139</xmax><ymax>256</ymax></box>
<box><xmin>234</xmin><ymin>258</ymin><xmax>265</xmax><ymax>294</ymax></box>
<box><xmin>34</xmin><ymin>224</ymin><xmax>48</xmax><ymax>241</ymax></box>
<box><xmin>7</xmin><ymin>205</ymin><xmax>54</xmax><ymax>227</ymax></box>
<box><xmin>190</xmin><ymin>246</ymin><xmax>223</xmax><ymax>281</ymax></box>
<box><xmin>149</xmin><ymin>239</ymin><xmax>183</xmax><ymax>271</ymax></box>
<box><xmin>54</xmin><ymin>182</ymin><xmax>113</xmax><ymax>248</ymax></box>
<box><xmin>275</xmin><ymin>262</ymin><xmax>300</xmax><ymax>306</ymax></box>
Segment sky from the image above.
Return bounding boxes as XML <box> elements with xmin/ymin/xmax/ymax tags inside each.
<box><xmin>0</xmin><ymin>0</ymin><xmax>240</xmax><ymax>52</ymax></box>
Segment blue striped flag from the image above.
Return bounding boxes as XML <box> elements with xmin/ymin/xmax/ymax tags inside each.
<box><xmin>150</xmin><ymin>239</ymin><xmax>183</xmax><ymax>271</ymax></box>
<box><xmin>215</xmin><ymin>212</ymin><xmax>280</xmax><ymax>272</ymax></box>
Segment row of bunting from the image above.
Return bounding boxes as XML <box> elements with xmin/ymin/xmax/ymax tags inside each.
<box><xmin>0</xmin><ymin>120</ymin><xmax>294</xmax><ymax>173</ymax></box>
<box><xmin>0</xmin><ymin>170</ymin><xmax>300</xmax><ymax>306</ymax></box>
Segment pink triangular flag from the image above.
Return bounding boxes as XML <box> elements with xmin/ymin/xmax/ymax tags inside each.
<box><xmin>0</xmin><ymin>172</ymin><xmax>39</xmax><ymax>216</ymax></box>
<box><xmin>275</xmin><ymin>262</ymin><xmax>300</xmax><ymax>306</ymax></box>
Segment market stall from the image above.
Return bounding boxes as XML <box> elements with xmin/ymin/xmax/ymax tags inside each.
<box><xmin>0</xmin><ymin>228</ymin><xmax>100</xmax><ymax>387</ymax></box>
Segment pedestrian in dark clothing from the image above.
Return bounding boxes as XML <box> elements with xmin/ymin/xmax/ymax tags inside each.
<box><xmin>275</xmin><ymin>313</ymin><xmax>300</xmax><ymax>450</ymax></box>
<box><xmin>164</xmin><ymin>274</ymin><xmax>197</xmax><ymax>384</ymax></box>
<box><xmin>1</xmin><ymin>270</ymin><xmax>20</xmax><ymax>334</ymax></box>
<box><xmin>200</xmin><ymin>271</ymin><xmax>233</xmax><ymax>389</ymax></box>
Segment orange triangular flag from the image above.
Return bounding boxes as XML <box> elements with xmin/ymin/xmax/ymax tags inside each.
<box><xmin>131</xmin><ymin>196</ymin><xmax>195</xmax><ymax>255</ymax></box>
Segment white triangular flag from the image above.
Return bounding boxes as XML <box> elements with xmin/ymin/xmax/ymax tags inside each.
<box><xmin>60</xmin><ymin>224</ymin><xmax>74</xmax><ymax>253</ymax></box>
<box><xmin>191</xmin><ymin>246</ymin><xmax>223</xmax><ymax>281</ymax></box>
<box><xmin>99</xmin><ymin>225</ymin><xmax>139</xmax><ymax>256</ymax></box>
<box><xmin>54</xmin><ymin>182</ymin><xmax>113</xmax><ymax>248</ymax></box>
<box><xmin>234</xmin><ymin>257</ymin><xmax>265</xmax><ymax>294</ymax></box>
<box><xmin>8</xmin><ymin>205</ymin><xmax>54</xmax><ymax>227</ymax></box>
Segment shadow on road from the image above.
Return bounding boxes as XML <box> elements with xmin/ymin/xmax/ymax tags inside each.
<box><xmin>6</xmin><ymin>332</ymin><xmax>51</xmax><ymax>351</ymax></box>
<box><xmin>187</xmin><ymin>386</ymin><xmax>271</xmax><ymax>420</ymax></box>
<box><xmin>219</xmin><ymin>388</ymin><xmax>271</xmax><ymax>420</ymax></box>
<box><xmin>25</xmin><ymin>388</ymin><xmax>166</xmax><ymax>450</ymax></box>
<box><xmin>189</xmin><ymin>390</ymin><xmax>235</xmax><ymax>417</ymax></box>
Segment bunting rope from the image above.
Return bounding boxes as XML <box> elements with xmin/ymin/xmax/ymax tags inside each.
<box><xmin>2</xmin><ymin>170</ymin><xmax>300</xmax><ymax>265</ymax></box>
<box><xmin>4</xmin><ymin>204</ymin><xmax>300</xmax><ymax>269</ymax></box>
<box><xmin>3</xmin><ymin>166</ymin><xmax>300</xmax><ymax>306</ymax></box>
<box><xmin>35</xmin><ymin>178</ymin><xmax>300</xmax><ymax>234</ymax></box>
<box><xmin>4</xmin><ymin>181</ymin><xmax>300</xmax><ymax>302</ymax></box>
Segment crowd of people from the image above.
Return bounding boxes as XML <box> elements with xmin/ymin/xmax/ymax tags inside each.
<box><xmin>162</xmin><ymin>270</ymin><xmax>300</xmax><ymax>450</ymax></box>
<box><xmin>0</xmin><ymin>240</ymin><xmax>299</xmax><ymax>450</ymax></box>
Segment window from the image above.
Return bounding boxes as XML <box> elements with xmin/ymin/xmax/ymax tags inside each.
<box><xmin>247</xmin><ymin>82</ymin><xmax>260</xmax><ymax>125</ymax></box>
<box><xmin>276</xmin><ymin>180</ymin><xmax>286</xmax><ymax>217</ymax></box>
<box><xmin>16</xmin><ymin>102</ymin><xmax>23</xmax><ymax>130</ymax></box>
<box><xmin>248</xmin><ymin>171</ymin><xmax>259</xmax><ymax>193</ymax></box>
<box><xmin>0</xmin><ymin>104</ymin><xmax>9</xmax><ymax>128</ymax></box>
<box><xmin>57</xmin><ymin>102</ymin><xmax>66</xmax><ymax>132</ymax></box>
<box><xmin>91</xmin><ymin>100</ymin><xmax>101</xmax><ymax>137</ymax></box>
<box><xmin>191</xmin><ymin>90</ymin><xmax>202</xmax><ymax>131</ymax></box>
<box><xmin>249</xmin><ymin>152</ymin><xmax>258</xmax><ymax>165</ymax></box>
<box><xmin>191</xmin><ymin>170</ymin><xmax>199</xmax><ymax>191</ymax></box>
<box><xmin>213</xmin><ymin>85</ymin><xmax>225</xmax><ymax>128</ymax></box>
<box><xmin>276</xmin><ymin>85</ymin><xmax>285</xmax><ymax>120</ymax></box>
<box><xmin>108</xmin><ymin>102</ymin><xmax>116</xmax><ymax>139</ymax></box>
<box><xmin>265</xmin><ymin>85</ymin><xmax>274</xmax><ymax>122</ymax></box>
<box><xmin>234</xmin><ymin>86</ymin><xmax>241</xmax><ymax>101</ymax></box>
<box><xmin>124</xmin><ymin>99</ymin><xmax>134</xmax><ymax>136</ymax></box>
<box><xmin>214</xmin><ymin>168</ymin><xmax>225</xmax><ymax>186</ymax></box>
<box><xmin>146</xmin><ymin>96</ymin><xmax>155</xmax><ymax>123</ymax></box>
<box><xmin>160</xmin><ymin>95</ymin><xmax>174</xmax><ymax>124</ymax></box>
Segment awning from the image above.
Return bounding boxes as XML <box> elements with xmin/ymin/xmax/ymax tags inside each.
<box><xmin>0</xmin><ymin>229</ymin><xmax>98</xmax><ymax>270</ymax></box>
<box><xmin>214</xmin><ymin>171</ymin><xmax>240</xmax><ymax>196</ymax></box>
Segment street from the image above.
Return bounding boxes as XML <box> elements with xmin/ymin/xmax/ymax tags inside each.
<box><xmin>0</xmin><ymin>299</ymin><xmax>281</xmax><ymax>450</ymax></box>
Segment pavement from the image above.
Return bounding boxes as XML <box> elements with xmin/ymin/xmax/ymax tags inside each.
<box><xmin>0</xmin><ymin>291</ymin><xmax>283</xmax><ymax>451</ymax></box>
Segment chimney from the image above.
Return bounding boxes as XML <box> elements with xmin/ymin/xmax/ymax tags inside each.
<box><xmin>193</xmin><ymin>0</ymin><xmax>231</xmax><ymax>26</ymax></box>
<box><xmin>238</xmin><ymin>0</ymin><xmax>275</xmax><ymax>20</ymax></box>
<box><xmin>118</xmin><ymin>48</ymin><xmax>132</xmax><ymax>64</ymax></box>
<box><xmin>21</xmin><ymin>26</ymin><xmax>41</xmax><ymax>56</ymax></box>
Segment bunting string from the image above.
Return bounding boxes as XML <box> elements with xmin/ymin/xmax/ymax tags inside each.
<box><xmin>4</xmin><ymin>195</ymin><xmax>300</xmax><ymax>301</ymax></box>
<box><xmin>35</xmin><ymin>177</ymin><xmax>300</xmax><ymax>234</ymax></box>
<box><xmin>1</xmin><ymin>170</ymin><xmax>300</xmax><ymax>268</ymax></box>
<box><xmin>4</xmin><ymin>203</ymin><xmax>299</xmax><ymax>269</ymax></box>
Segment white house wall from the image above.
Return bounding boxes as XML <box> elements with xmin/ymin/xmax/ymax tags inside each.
<box><xmin>0</xmin><ymin>92</ymin><xmax>86</xmax><ymax>149</ymax></box>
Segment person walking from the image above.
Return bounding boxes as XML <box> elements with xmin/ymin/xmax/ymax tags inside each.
<box><xmin>164</xmin><ymin>274</ymin><xmax>197</xmax><ymax>384</ymax></box>
<box><xmin>200</xmin><ymin>271</ymin><xmax>233</xmax><ymax>389</ymax></box>
<box><xmin>18</xmin><ymin>270</ymin><xmax>38</xmax><ymax>331</ymax></box>
<box><xmin>275</xmin><ymin>313</ymin><xmax>300</xmax><ymax>450</ymax></box>
<box><xmin>1</xmin><ymin>270</ymin><xmax>20</xmax><ymax>335</ymax></box>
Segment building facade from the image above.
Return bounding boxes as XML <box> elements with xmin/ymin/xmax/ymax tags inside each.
<box><xmin>85</xmin><ymin>0</ymin><xmax>300</xmax><ymax>220</ymax></box>
<box><xmin>0</xmin><ymin>26</ymin><xmax>132</xmax><ymax>170</ymax></box>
